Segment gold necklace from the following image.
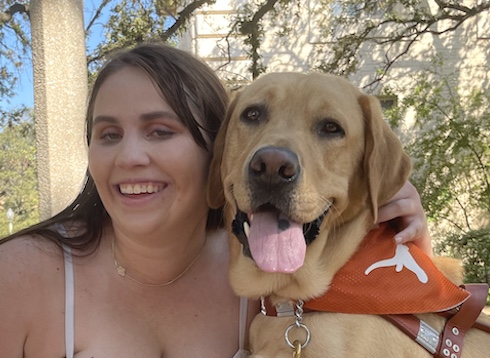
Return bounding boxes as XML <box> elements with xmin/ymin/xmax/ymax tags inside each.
<box><xmin>111</xmin><ymin>236</ymin><xmax>206</xmax><ymax>287</ymax></box>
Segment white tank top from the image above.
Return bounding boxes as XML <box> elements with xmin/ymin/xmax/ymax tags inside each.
<box><xmin>62</xmin><ymin>245</ymin><xmax>250</xmax><ymax>358</ymax></box>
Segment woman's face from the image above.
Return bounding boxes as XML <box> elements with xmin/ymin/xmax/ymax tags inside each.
<box><xmin>88</xmin><ymin>66</ymin><xmax>210</xmax><ymax>236</ymax></box>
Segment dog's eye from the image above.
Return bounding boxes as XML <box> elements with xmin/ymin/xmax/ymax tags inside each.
<box><xmin>324</xmin><ymin>123</ymin><xmax>338</xmax><ymax>133</ymax></box>
<box><xmin>318</xmin><ymin>120</ymin><xmax>345</xmax><ymax>137</ymax></box>
<box><xmin>241</xmin><ymin>106</ymin><xmax>264</xmax><ymax>123</ymax></box>
<box><xmin>247</xmin><ymin>109</ymin><xmax>260</xmax><ymax>120</ymax></box>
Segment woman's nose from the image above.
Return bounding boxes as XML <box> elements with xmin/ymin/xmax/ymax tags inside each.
<box><xmin>114</xmin><ymin>135</ymin><xmax>151</xmax><ymax>168</ymax></box>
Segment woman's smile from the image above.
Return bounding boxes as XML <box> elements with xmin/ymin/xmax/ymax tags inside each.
<box><xmin>118</xmin><ymin>182</ymin><xmax>165</xmax><ymax>195</ymax></box>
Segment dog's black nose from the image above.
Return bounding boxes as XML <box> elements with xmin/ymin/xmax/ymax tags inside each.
<box><xmin>249</xmin><ymin>146</ymin><xmax>300</xmax><ymax>187</ymax></box>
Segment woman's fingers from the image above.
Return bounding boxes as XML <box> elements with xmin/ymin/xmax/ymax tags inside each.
<box><xmin>377</xmin><ymin>181</ymin><xmax>433</xmax><ymax>256</ymax></box>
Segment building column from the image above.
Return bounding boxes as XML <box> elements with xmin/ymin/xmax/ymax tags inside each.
<box><xmin>30</xmin><ymin>0</ymin><xmax>88</xmax><ymax>219</ymax></box>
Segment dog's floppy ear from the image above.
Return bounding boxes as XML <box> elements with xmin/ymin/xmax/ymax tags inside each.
<box><xmin>207</xmin><ymin>91</ymin><xmax>241</xmax><ymax>209</ymax></box>
<box><xmin>360</xmin><ymin>94</ymin><xmax>412</xmax><ymax>222</ymax></box>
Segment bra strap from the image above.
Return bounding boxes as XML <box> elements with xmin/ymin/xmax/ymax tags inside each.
<box><xmin>238</xmin><ymin>297</ymin><xmax>248</xmax><ymax>350</ymax></box>
<box><xmin>63</xmin><ymin>245</ymin><xmax>75</xmax><ymax>358</ymax></box>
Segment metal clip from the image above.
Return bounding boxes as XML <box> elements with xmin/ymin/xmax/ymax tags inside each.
<box><xmin>292</xmin><ymin>340</ymin><xmax>302</xmax><ymax>358</ymax></box>
<box><xmin>260</xmin><ymin>296</ymin><xmax>267</xmax><ymax>315</ymax></box>
<box><xmin>285</xmin><ymin>323</ymin><xmax>311</xmax><ymax>349</ymax></box>
<box><xmin>416</xmin><ymin>320</ymin><xmax>440</xmax><ymax>354</ymax></box>
<box><xmin>284</xmin><ymin>300</ymin><xmax>311</xmax><ymax>350</ymax></box>
<box><xmin>276</xmin><ymin>302</ymin><xmax>295</xmax><ymax>317</ymax></box>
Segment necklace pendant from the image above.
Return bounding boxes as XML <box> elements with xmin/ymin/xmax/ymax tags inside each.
<box><xmin>111</xmin><ymin>235</ymin><xmax>207</xmax><ymax>286</ymax></box>
<box><xmin>116</xmin><ymin>265</ymin><xmax>127</xmax><ymax>277</ymax></box>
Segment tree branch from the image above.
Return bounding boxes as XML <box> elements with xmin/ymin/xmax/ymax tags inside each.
<box><xmin>0</xmin><ymin>3</ymin><xmax>29</xmax><ymax>23</ymax></box>
<box><xmin>434</xmin><ymin>0</ymin><xmax>472</xmax><ymax>14</ymax></box>
<box><xmin>344</xmin><ymin>1</ymin><xmax>490</xmax><ymax>90</ymax></box>
<box><xmin>239</xmin><ymin>0</ymin><xmax>279</xmax><ymax>35</ymax></box>
<box><xmin>85</xmin><ymin>0</ymin><xmax>111</xmax><ymax>35</ymax></box>
<box><xmin>161</xmin><ymin>0</ymin><xmax>216</xmax><ymax>42</ymax></box>
<box><xmin>239</xmin><ymin>0</ymin><xmax>282</xmax><ymax>79</ymax></box>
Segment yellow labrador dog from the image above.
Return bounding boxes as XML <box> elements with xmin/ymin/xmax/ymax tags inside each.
<box><xmin>207</xmin><ymin>73</ymin><xmax>490</xmax><ymax>357</ymax></box>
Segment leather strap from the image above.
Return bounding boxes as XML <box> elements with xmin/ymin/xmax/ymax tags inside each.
<box><xmin>384</xmin><ymin>284</ymin><xmax>490</xmax><ymax>357</ymax></box>
<box><xmin>438</xmin><ymin>310</ymin><xmax>490</xmax><ymax>334</ymax></box>
<box><xmin>263</xmin><ymin>284</ymin><xmax>490</xmax><ymax>357</ymax></box>
<box><xmin>435</xmin><ymin>284</ymin><xmax>488</xmax><ymax>358</ymax></box>
<box><xmin>384</xmin><ymin>314</ymin><xmax>440</xmax><ymax>354</ymax></box>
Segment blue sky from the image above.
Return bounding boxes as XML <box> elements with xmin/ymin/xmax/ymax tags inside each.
<box><xmin>1</xmin><ymin>1</ymin><xmax>107</xmax><ymax>111</ymax></box>
<box><xmin>5</xmin><ymin>62</ymin><xmax>33</xmax><ymax>110</ymax></box>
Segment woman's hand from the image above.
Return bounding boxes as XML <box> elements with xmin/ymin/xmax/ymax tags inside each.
<box><xmin>377</xmin><ymin>181</ymin><xmax>432</xmax><ymax>256</ymax></box>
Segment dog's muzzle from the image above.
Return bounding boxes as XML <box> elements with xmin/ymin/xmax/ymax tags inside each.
<box><xmin>231</xmin><ymin>206</ymin><xmax>329</xmax><ymax>273</ymax></box>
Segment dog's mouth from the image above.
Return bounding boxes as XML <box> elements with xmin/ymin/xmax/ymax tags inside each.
<box><xmin>232</xmin><ymin>203</ymin><xmax>331</xmax><ymax>273</ymax></box>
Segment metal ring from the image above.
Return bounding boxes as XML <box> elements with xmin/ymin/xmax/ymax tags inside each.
<box><xmin>284</xmin><ymin>323</ymin><xmax>311</xmax><ymax>349</ymax></box>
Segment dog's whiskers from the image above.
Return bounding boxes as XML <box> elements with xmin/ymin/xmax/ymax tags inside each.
<box><xmin>316</xmin><ymin>194</ymin><xmax>344</xmax><ymax>237</ymax></box>
<box><xmin>315</xmin><ymin>195</ymin><xmax>333</xmax><ymax>214</ymax></box>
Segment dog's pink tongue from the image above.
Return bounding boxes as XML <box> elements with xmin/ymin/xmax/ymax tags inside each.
<box><xmin>248</xmin><ymin>211</ymin><xmax>305</xmax><ymax>273</ymax></box>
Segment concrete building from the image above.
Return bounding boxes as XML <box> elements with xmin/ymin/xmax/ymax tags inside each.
<box><xmin>180</xmin><ymin>0</ymin><xmax>490</xmax><ymax>236</ymax></box>
<box><xmin>181</xmin><ymin>0</ymin><xmax>489</xmax><ymax>95</ymax></box>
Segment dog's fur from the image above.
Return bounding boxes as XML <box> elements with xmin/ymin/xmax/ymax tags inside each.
<box><xmin>207</xmin><ymin>72</ymin><xmax>490</xmax><ymax>357</ymax></box>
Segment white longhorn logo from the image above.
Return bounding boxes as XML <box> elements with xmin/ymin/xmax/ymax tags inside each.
<box><xmin>364</xmin><ymin>244</ymin><xmax>428</xmax><ymax>283</ymax></box>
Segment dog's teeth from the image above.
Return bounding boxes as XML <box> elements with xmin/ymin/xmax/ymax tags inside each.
<box><xmin>250</xmin><ymin>213</ymin><xmax>254</xmax><ymax>222</ymax></box>
<box><xmin>244</xmin><ymin>221</ymin><xmax>250</xmax><ymax>238</ymax></box>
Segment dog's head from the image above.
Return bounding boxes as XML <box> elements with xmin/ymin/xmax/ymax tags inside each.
<box><xmin>208</xmin><ymin>73</ymin><xmax>412</xmax><ymax>300</ymax></box>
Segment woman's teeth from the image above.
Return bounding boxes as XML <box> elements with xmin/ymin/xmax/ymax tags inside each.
<box><xmin>119</xmin><ymin>183</ymin><xmax>161</xmax><ymax>194</ymax></box>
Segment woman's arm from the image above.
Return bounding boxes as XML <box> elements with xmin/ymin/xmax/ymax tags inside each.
<box><xmin>377</xmin><ymin>181</ymin><xmax>432</xmax><ymax>256</ymax></box>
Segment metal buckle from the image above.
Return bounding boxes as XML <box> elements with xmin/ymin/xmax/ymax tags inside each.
<box><xmin>416</xmin><ymin>320</ymin><xmax>440</xmax><ymax>354</ymax></box>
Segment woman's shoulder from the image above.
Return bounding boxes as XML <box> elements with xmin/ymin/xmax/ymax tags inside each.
<box><xmin>0</xmin><ymin>234</ymin><xmax>67</xmax><ymax>355</ymax></box>
<box><xmin>0</xmin><ymin>234</ymin><xmax>65</xmax><ymax>286</ymax></box>
<box><xmin>0</xmin><ymin>234</ymin><xmax>67</xmax><ymax>317</ymax></box>
<box><xmin>0</xmin><ymin>220</ymin><xmax>87</xmax><ymax>264</ymax></box>
<box><xmin>0</xmin><ymin>233</ymin><xmax>61</xmax><ymax>256</ymax></box>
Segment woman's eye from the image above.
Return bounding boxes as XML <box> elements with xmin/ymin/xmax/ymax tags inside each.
<box><xmin>150</xmin><ymin>128</ymin><xmax>174</xmax><ymax>139</ymax></box>
<box><xmin>100</xmin><ymin>131</ymin><xmax>122</xmax><ymax>142</ymax></box>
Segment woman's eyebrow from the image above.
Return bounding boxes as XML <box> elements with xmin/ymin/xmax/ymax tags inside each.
<box><xmin>92</xmin><ymin>115</ymin><xmax>117</xmax><ymax>126</ymax></box>
<box><xmin>92</xmin><ymin>111</ymin><xmax>180</xmax><ymax>126</ymax></box>
<box><xmin>140</xmin><ymin>110</ymin><xmax>179</xmax><ymax>121</ymax></box>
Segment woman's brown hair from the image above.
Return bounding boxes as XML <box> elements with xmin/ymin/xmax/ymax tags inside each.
<box><xmin>2</xmin><ymin>43</ymin><xmax>228</xmax><ymax>253</ymax></box>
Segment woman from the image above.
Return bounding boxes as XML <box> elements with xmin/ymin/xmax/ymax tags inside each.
<box><xmin>0</xmin><ymin>43</ymin><xmax>430</xmax><ymax>357</ymax></box>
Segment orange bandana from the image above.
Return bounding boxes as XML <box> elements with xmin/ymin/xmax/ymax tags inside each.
<box><xmin>304</xmin><ymin>223</ymin><xmax>469</xmax><ymax>314</ymax></box>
